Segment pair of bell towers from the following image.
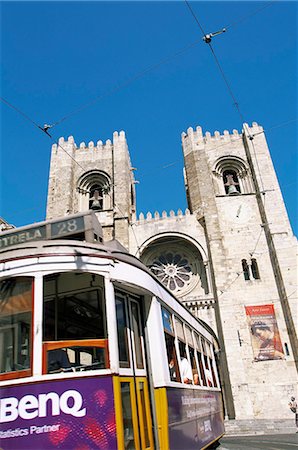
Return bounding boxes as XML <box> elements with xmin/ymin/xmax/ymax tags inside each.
<box><xmin>46</xmin><ymin>122</ymin><xmax>297</xmax><ymax>430</ymax></box>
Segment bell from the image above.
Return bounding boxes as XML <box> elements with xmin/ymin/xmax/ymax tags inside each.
<box><xmin>228</xmin><ymin>185</ymin><xmax>239</xmax><ymax>195</ymax></box>
<box><xmin>90</xmin><ymin>190</ymin><xmax>103</xmax><ymax>210</ymax></box>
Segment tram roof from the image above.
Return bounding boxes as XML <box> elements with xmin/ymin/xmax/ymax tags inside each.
<box><xmin>0</xmin><ymin>213</ymin><xmax>218</xmax><ymax>344</ymax></box>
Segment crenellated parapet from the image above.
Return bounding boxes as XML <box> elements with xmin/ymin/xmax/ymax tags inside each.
<box><xmin>181</xmin><ymin>122</ymin><xmax>264</xmax><ymax>148</ymax></box>
<box><xmin>52</xmin><ymin>131</ymin><xmax>127</xmax><ymax>154</ymax></box>
<box><xmin>137</xmin><ymin>208</ymin><xmax>191</xmax><ymax>224</ymax></box>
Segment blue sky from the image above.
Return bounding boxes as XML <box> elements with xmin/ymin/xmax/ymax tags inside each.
<box><xmin>1</xmin><ymin>1</ymin><xmax>297</xmax><ymax>235</ymax></box>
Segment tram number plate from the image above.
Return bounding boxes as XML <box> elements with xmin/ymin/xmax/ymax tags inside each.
<box><xmin>51</xmin><ymin>216</ymin><xmax>85</xmax><ymax>238</ymax></box>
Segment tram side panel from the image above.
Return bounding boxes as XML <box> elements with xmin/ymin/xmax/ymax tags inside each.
<box><xmin>167</xmin><ymin>387</ymin><xmax>224</xmax><ymax>450</ymax></box>
<box><xmin>0</xmin><ymin>376</ymin><xmax>117</xmax><ymax>450</ymax></box>
<box><xmin>146</xmin><ymin>296</ymin><xmax>225</xmax><ymax>450</ymax></box>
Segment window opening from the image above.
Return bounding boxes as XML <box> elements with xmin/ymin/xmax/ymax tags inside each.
<box><xmin>116</xmin><ymin>295</ymin><xmax>130</xmax><ymax>368</ymax></box>
<box><xmin>138</xmin><ymin>381</ymin><xmax>150</xmax><ymax>448</ymax></box>
<box><xmin>121</xmin><ymin>382</ymin><xmax>136</xmax><ymax>449</ymax></box>
<box><xmin>185</xmin><ymin>326</ymin><xmax>199</xmax><ymax>385</ymax></box>
<box><xmin>206</xmin><ymin>342</ymin><xmax>218</xmax><ymax>387</ymax></box>
<box><xmin>175</xmin><ymin>318</ymin><xmax>193</xmax><ymax>383</ymax></box>
<box><xmin>201</xmin><ymin>338</ymin><xmax>213</xmax><ymax>387</ymax></box>
<box><xmin>178</xmin><ymin>341</ymin><xmax>193</xmax><ymax>384</ymax></box>
<box><xmin>0</xmin><ymin>277</ymin><xmax>33</xmax><ymax>376</ymax></box>
<box><xmin>162</xmin><ymin>307</ymin><xmax>180</xmax><ymax>382</ymax></box>
<box><xmin>130</xmin><ymin>300</ymin><xmax>144</xmax><ymax>370</ymax></box>
<box><xmin>242</xmin><ymin>259</ymin><xmax>250</xmax><ymax>281</ymax></box>
<box><xmin>197</xmin><ymin>350</ymin><xmax>207</xmax><ymax>386</ymax></box>
<box><xmin>223</xmin><ymin>170</ymin><xmax>241</xmax><ymax>195</ymax></box>
<box><xmin>43</xmin><ymin>273</ymin><xmax>108</xmax><ymax>373</ymax></box>
<box><xmin>251</xmin><ymin>258</ymin><xmax>260</xmax><ymax>280</ymax></box>
<box><xmin>174</xmin><ymin>317</ymin><xmax>185</xmax><ymax>341</ymax></box>
<box><xmin>194</xmin><ymin>333</ymin><xmax>207</xmax><ymax>386</ymax></box>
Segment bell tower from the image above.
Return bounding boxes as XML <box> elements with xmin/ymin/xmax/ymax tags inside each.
<box><xmin>46</xmin><ymin>130</ymin><xmax>136</xmax><ymax>248</ymax></box>
<box><xmin>182</xmin><ymin>122</ymin><xmax>298</xmax><ymax>425</ymax></box>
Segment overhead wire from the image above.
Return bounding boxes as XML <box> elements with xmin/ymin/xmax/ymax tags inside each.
<box><xmin>184</xmin><ymin>0</ymin><xmax>246</xmax><ymax>125</ymax></box>
<box><xmin>0</xmin><ymin>95</ymin><xmax>142</xmax><ymax>250</ymax></box>
<box><xmin>224</xmin><ymin>0</ymin><xmax>278</xmax><ymax>30</ymax></box>
<box><xmin>1</xmin><ymin>1</ymin><xmax>295</xmax><ymax>254</ymax></box>
<box><xmin>2</xmin><ymin>92</ymin><xmax>295</xmax><ymax>227</ymax></box>
<box><xmin>1</xmin><ymin>88</ymin><xmax>295</xmax><ymax>198</ymax></box>
<box><xmin>183</xmin><ymin>0</ymin><xmax>275</xmax><ymax>198</ymax></box>
<box><xmin>144</xmin><ymin>117</ymin><xmax>297</xmax><ymax>172</ymax></box>
<box><xmin>53</xmin><ymin>0</ymin><xmax>278</xmax><ymax>130</ymax></box>
<box><xmin>48</xmin><ymin>38</ymin><xmax>202</xmax><ymax>129</ymax></box>
<box><xmin>0</xmin><ymin>96</ymin><xmax>41</xmax><ymax>129</ymax></box>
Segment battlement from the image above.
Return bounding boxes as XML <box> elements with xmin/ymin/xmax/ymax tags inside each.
<box><xmin>51</xmin><ymin>130</ymin><xmax>127</xmax><ymax>152</ymax></box>
<box><xmin>137</xmin><ymin>208</ymin><xmax>191</xmax><ymax>224</ymax></box>
<box><xmin>181</xmin><ymin>122</ymin><xmax>264</xmax><ymax>145</ymax></box>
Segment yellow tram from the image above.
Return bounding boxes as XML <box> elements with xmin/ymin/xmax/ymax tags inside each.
<box><xmin>0</xmin><ymin>212</ymin><xmax>224</xmax><ymax>450</ymax></box>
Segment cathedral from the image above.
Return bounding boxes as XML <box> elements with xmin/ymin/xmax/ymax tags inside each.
<box><xmin>46</xmin><ymin>122</ymin><xmax>297</xmax><ymax>433</ymax></box>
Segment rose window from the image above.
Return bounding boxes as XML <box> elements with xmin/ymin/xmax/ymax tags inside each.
<box><xmin>141</xmin><ymin>240</ymin><xmax>205</xmax><ymax>297</ymax></box>
<box><xmin>150</xmin><ymin>252</ymin><xmax>193</xmax><ymax>292</ymax></box>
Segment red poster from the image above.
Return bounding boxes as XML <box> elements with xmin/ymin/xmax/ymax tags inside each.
<box><xmin>245</xmin><ymin>304</ymin><xmax>284</xmax><ymax>361</ymax></box>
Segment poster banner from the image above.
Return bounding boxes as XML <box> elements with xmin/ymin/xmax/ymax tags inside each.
<box><xmin>245</xmin><ymin>304</ymin><xmax>284</xmax><ymax>361</ymax></box>
<box><xmin>167</xmin><ymin>388</ymin><xmax>224</xmax><ymax>449</ymax></box>
<box><xmin>0</xmin><ymin>376</ymin><xmax>116</xmax><ymax>450</ymax></box>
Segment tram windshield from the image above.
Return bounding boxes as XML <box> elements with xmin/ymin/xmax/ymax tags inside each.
<box><xmin>43</xmin><ymin>272</ymin><xmax>108</xmax><ymax>373</ymax></box>
<box><xmin>0</xmin><ymin>277</ymin><xmax>33</xmax><ymax>375</ymax></box>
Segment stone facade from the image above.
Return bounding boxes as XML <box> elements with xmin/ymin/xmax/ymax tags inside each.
<box><xmin>46</xmin><ymin>122</ymin><xmax>298</xmax><ymax>426</ymax></box>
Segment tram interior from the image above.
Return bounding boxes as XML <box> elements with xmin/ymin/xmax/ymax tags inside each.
<box><xmin>43</xmin><ymin>272</ymin><xmax>108</xmax><ymax>373</ymax></box>
<box><xmin>0</xmin><ymin>278</ymin><xmax>32</xmax><ymax>373</ymax></box>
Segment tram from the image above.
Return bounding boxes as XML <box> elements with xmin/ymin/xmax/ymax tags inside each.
<box><xmin>0</xmin><ymin>212</ymin><xmax>225</xmax><ymax>450</ymax></box>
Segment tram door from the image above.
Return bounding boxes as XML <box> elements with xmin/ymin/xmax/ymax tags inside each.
<box><xmin>115</xmin><ymin>292</ymin><xmax>155</xmax><ymax>450</ymax></box>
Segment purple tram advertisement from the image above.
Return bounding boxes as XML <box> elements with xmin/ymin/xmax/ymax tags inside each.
<box><xmin>167</xmin><ymin>388</ymin><xmax>224</xmax><ymax>449</ymax></box>
<box><xmin>0</xmin><ymin>376</ymin><xmax>117</xmax><ymax>450</ymax></box>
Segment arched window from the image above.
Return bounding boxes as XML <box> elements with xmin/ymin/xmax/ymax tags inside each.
<box><xmin>77</xmin><ymin>170</ymin><xmax>111</xmax><ymax>212</ymax></box>
<box><xmin>212</xmin><ymin>156</ymin><xmax>253</xmax><ymax>195</ymax></box>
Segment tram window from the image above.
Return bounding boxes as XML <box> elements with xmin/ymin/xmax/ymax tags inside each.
<box><xmin>138</xmin><ymin>381</ymin><xmax>150</xmax><ymax>448</ymax></box>
<box><xmin>194</xmin><ymin>333</ymin><xmax>207</xmax><ymax>386</ymax></box>
<box><xmin>202</xmin><ymin>338</ymin><xmax>213</xmax><ymax>387</ymax></box>
<box><xmin>166</xmin><ymin>333</ymin><xmax>180</xmax><ymax>382</ymax></box>
<box><xmin>121</xmin><ymin>382</ymin><xmax>136</xmax><ymax>449</ymax></box>
<box><xmin>130</xmin><ymin>301</ymin><xmax>144</xmax><ymax>369</ymax></box>
<box><xmin>185</xmin><ymin>326</ymin><xmax>194</xmax><ymax>346</ymax></box>
<box><xmin>162</xmin><ymin>307</ymin><xmax>180</xmax><ymax>382</ymax></box>
<box><xmin>47</xmin><ymin>346</ymin><xmax>106</xmax><ymax>373</ymax></box>
<box><xmin>207</xmin><ymin>342</ymin><xmax>218</xmax><ymax>387</ymax></box>
<box><xmin>174</xmin><ymin>317</ymin><xmax>185</xmax><ymax>341</ymax></box>
<box><xmin>162</xmin><ymin>307</ymin><xmax>173</xmax><ymax>333</ymax></box>
<box><xmin>197</xmin><ymin>351</ymin><xmax>207</xmax><ymax>386</ymax></box>
<box><xmin>188</xmin><ymin>345</ymin><xmax>199</xmax><ymax>385</ymax></box>
<box><xmin>116</xmin><ymin>295</ymin><xmax>130</xmax><ymax>368</ymax></box>
<box><xmin>178</xmin><ymin>341</ymin><xmax>193</xmax><ymax>384</ymax></box>
<box><xmin>0</xmin><ymin>277</ymin><xmax>33</xmax><ymax>376</ymax></box>
<box><xmin>43</xmin><ymin>273</ymin><xmax>108</xmax><ymax>373</ymax></box>
<box><xmin>185</xmin><ymin>326</ymin><xmax>199</xmax><ymax>384</ymax></box>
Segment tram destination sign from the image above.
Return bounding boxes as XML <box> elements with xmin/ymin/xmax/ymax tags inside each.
<box><xmin>0</xmin><ymin>212</ymin><xmax>102</xmax><ymax>250</ymax></box>
<box><xmin>0</xmin><ymin>226</ymin><xmax>47</xmax><ymax>249</ymax></box>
